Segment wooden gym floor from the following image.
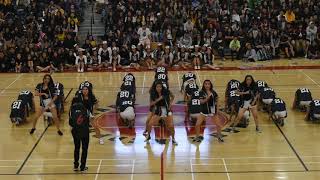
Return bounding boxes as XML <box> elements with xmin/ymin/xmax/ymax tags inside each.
<box><xmin>1</xmin><ymin>60</ymin><xmax>320</xmax><ymax>180</ymax></box>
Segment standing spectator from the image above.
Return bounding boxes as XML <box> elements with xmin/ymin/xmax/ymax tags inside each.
<box><xmin>271</xmin><ymin>30</ymin><xmax>280</xmax><ymax>58</ymax></box>
<box><xmin>137</xmin><ymin>23</ymin><xmax>152</xmax><ymax>47</ymax></box>
<box><xmin>306</xmin><ymin>22</ymin><xmax>318</xmax><ymax>57</ymax></box>
<box><xmin>229</xmin><ymin>36</ymin><xmax>241</xmax><ymax>61</ymax></box>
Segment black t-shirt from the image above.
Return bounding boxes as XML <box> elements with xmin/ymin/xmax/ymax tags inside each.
<box><xmin>188</xmin><ymin>90</ymin><xmax>202</xmax><ymax>114</ymax></box>
<box><xmin>154</xmin><ymin>72</ymin><xmax>168</xmax><ymax>82</ymax></box>
<box><xmin>121</xmin><ymin>81</ymin><xmax>136</xmax><ymax>95</ymax></box>
<box><xmin>199</xmin><ymin>89</ymin><xmax>218</xmax><ymax>114</ymax></box>
<box><xmin>35</xmin><ymin>83</ymin><xmax>58</xmax><ymax>100</ymax></box>
<box><xmin>238</xmin><ymin>83</ymin><xmax>257</xmax><ymax>101</ymax></box>
<box><xmin>79</xmin><ymin>81</ymin><xmax>93</xmax><ymax>91</ymax></box>
<box><xmin>150</xmin><ymin>89</ymin><xmax>171</xmax><ymax>115</ymax></box>
<box><xmin>296</xmin><ymin>88</ymin><xmax>312</xmax><ymax>102</ymax></box>
<box><xmin>185</xmin><ymin>82</ymin><xmax>199</xmax><ymax>96</ymax></box>
<box><xmin>182</xmin><ymin>72</ymin><xmax>196</xmax><ymax>84</ymax></box>
<box><xmin>261</xmin><ymin>87</ymin><xmax>276</xmax><ymax>99</ymax></box>
<box><xmin>226</xmin><ymin>79</ymin><xmax>240</xmax><ymax>94</ymax></box>
<box><xmin>256</xmin><ymin>80</ymin><xmax>268</xmax><ymax>93</ymax></box>
<box><xmin>10</xmin><ymin>100</ymin><xmax>26</xmax><ymax>119</ymax></box>
<box><xmin>116</xmin><ymin>90</ymin><xmax>134</xmax><ymax>112</ymax></box>
<box><xmin>310</xmin><ymin>100</ymin><xmax>320</xmax><ymax>114</ymax></box>
<box><xmin>18</xmin><ymin>90</ymin><xmax>33</xmax><ymax>105</ymax></box>
<box><xmin>271</xmin><ymin>98</ymin><xmax>286</xmax><ymax>113</ymax></box>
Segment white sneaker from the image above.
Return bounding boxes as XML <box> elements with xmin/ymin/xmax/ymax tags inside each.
<box><xmin>99</xmin><ymin>138</ymin><xmax>104</xmax><ymax>145</ymax></box>
<box><xmin>81</xmin><ymin>68</ymin><xmax>84</xmax><ymax>73</ymax></box>
<box><xmin>77</xmin><ymin>68</ymin><xmax>81</xmax><ymax>72</ymax></box>
<box><xmin>197</xmin><ymin>66</ymin><xmax>201</xmax><ymax>70</ymax></box>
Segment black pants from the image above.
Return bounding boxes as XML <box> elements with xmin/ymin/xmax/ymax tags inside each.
<box><xmin>231</xmin><ymin>50</ymin><xmax>240</xmax><ymax>60</ymax></box>
<box><xmin>72</xmin><ymin>129</ymin><xmax>89</xmax><ymax>169</ymax></box>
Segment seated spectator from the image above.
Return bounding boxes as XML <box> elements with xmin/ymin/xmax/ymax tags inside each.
<box><xmin>129</xmin><ymin>45</ymin><xmax>141</xmax><ymax>70</ymax></box>
<box><xmin>280</xmin><ymin>32</ymin><xmax>294</xmax><ymax>59</ymax></box>
<box><xmin>215</xmin><ymin>32</ymin><xmax>226</xmax><ymax>61</ymax></box>
<box><xmin>229</xmin><ymin>36</ymin><xmax>241</xmax><ymax>61</ymax></box>
<box><xmin>307</xmin><ymin>42</ymin><xmax>320</xmax><ymax>59</ymax></box>
<box><xmin>143</xmin><ymin>46</ymin><xmax>154</xmax><ymax>70</ymax></box>
<box><xmin>111</xmin><ymin>47</ymin><xmax>121</xmax><ymax>72</ymax></box>
<box><xmin>244</xmin><ymin>43</ymin><xmax>257</xmax><ymax>62</ymax></box>
<box><xmin>75</xmin><ymin>49</ymin><xmax>87</xmax><ymax>73</ymax></box>
<box><xmin>271</xmin><ymin>30</ymin><xmax>280</xmax><ymax>58</ymax></box>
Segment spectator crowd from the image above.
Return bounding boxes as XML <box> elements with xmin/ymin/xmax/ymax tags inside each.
<box><xmin>1</xmin><ymin>0</ymin><xmax>320</xmax><ymax>73</ymax></box>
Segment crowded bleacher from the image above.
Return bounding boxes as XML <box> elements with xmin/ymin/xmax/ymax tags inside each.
<box><xmin>0</xmin><ymin>0</ymin><xmax>319</xmax><ymax>73</ymax></box>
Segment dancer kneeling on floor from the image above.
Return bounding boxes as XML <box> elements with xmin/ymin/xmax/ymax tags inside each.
<box><xmin>116</xmin><ymin>89</ymin><xmax>135</xmax><ymax>128</ymax></box>
<box><xmin>305</xmin><ymin>99</ymin><xmax>320</xmax><ymax>121</ymax></box>
<box><xmin>292</xmin><ymin>88</ymin><xmax>313</xmax><ymax>112</ymax></box>
<box><xmin>270</xmin><ymin>97</ymin><xmax>287</xmax><ymax>126</ymax></box>
<box><xmin>145</xmin><ymin>81</ymin><xmax>177</xmax><ymax>145</ymax></box>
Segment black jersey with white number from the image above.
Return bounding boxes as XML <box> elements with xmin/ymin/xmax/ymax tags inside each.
<box><xmin>10</xmin><ymin>100</ymin><xmax>26</xmax><ymax>119</ymax></box>
<box><xmin>226</xmin><ymin>79</ymin><xmax>240</xmax><ymax>93</ymax></box>
<box><xmin>116</xmin><ymin>90</ymin><xmax>134</xmax><ymax>112</ymax></box>
<box><xmin>155</xmin><ymin>73</ymin><xmax>169</xmax><ymax>83</ymax></box>
<box><xmin>310</xmin><ymin>100</ymin><xmax>320</xmax><ymax>114</ymax></box>
<box><xmin>18</xmin><ymin>90</ymin><xmax>33</xmax><ymax>107</ymax></box>
<box><xmin>295</xmin><ymin>88</ymin><xmax>313</xmax><ymax>102</ymax></box>
<box><xmin>182</xmin><ymin>72</ymin><xmax>196</xmax><ymax>84</ymax></box>
<box><xmin>155</xmin><ymin>66</ymin><xmax>168</xmax><ymax>76</ymax></box>
<box><xmin>55</xmin><ymin>82</ymin><xmax>64</xmax><ymax>103</ymax></box>
<box><xmin>120</xmin><ymin>81</ymin><xmax>136</xmax><ymax>95</ymax></box>
<box><xmin>199</xmin><ymin>90</ymin><xmax>218</xmax><ymax>115</ymax></box>
<box><xmin>271</xmin><ymin>98</ymin><xmax>287</xmax><ymax>113</ymax></box>
<box><xmin>256</xmin><ymin>80</ymin><xmax>268</xmax><ymax>93</ymax></box>
<box><xmin>185</xmin><ymin>82</ymin><xmax>199</xmax><ymax>96</ymax></box>
<box><xmin>261</xmin><ymin>87</ymin><xmax>276</xmax><ymax>99</ymax></box>
<box><xmin>79</xmin><ymin>81</ymin><xmax>93</xmax><ymax>91</ymax></box>
<box><xmin>188</xmin><ymin>90</ymin><xmax>202</xmax><ymax>114</ymax></box>
<box><xmin>123</xmin><ymin>73</ymin><xmax>136</xmax><ymax>82</ymax></box>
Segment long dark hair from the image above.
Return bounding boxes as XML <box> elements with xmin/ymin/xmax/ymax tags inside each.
<box><xmin>151</xmin><ymin>80</ymin><xmax>165</xmax><ymax>97</ymax></box>
<box><xmin>43</xmin><ymin>74</ymin><xmax>55</xmax><ymax>88</ymax></box>
<box><xmin>201</xmin><ymin>79</ymin><xmax>214</xmax><ymax>92</ymax></box>
<box><xmin>81</xmin><ymin>86</ymin><xmax>94</xmax><ymax>99</ymax></box>
<box><xmin>241</xmin><ymin>75</ymin><xmax>256</xmax><ymax>88</ymax></box>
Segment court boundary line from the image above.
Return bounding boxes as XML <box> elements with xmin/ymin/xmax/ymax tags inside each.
<box><xmin>0</xmin><ymin>74</ymin><xmax>23</xmax><ymax>94</ymax></box>
<box><xmin>16</xmin><ymin>125</ymin><xmax>49</xmax><ymax>174</ymax></box>
<box><xmin>273</xmin><ymin>119</ymin><xmax>309</xmax><ymax>171</ymax></box>
<box><xmin>94</xmin><ymin>160</ymin><xmax>102</xmax><ymax>180</ymax></box>
<box><xmin>300</xmin><ymin>70</ymin><xmax>320</xmax><ymax>88</ymax></box>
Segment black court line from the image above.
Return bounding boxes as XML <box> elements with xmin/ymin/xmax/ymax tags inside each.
<box><xmin>273</xmin><ymin>120</ymin><xmax>309</xmax><ymax>171</ymax></box>
<box><xmin>64</xmin><ymin>88</ymin><xmax>73</xmax><ymax>102</ymax></box>
<box><xmin>16</xmin><ymin>125</ymin><xmax>49</xmax><ymax>174</ymax></box>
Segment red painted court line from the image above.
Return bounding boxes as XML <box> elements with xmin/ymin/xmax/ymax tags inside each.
<box><xmin>161</xmin><ymin>151</ymin><xmax>164</xmax><ymax>180</ymax></box>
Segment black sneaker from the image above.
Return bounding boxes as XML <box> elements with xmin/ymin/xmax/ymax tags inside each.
<box><xmin>143</xmin><ymin>130</ymin><xmax>148</xmax><ymax>137</ymax></box>
<box><xmin>73</xmin><ymin>167</ymin><xmax>79</xmax><ymax>171</ymax></box>
<box><xmin>217</xmin><ymin>136</ymin><xmax>224</xmax><ymax>143</ymax></box>
<box><xmin>231</xmin><ymin>128</ymin><xmax>240</xmax><ymax>133</ymax></box>
<box><xmin>144</xmin><ymin>134</ymin><xmax>151</xmax><ymax>142</ymax></box>
<box><xmin>280</xmin><ymin>119</ymin><xmax>284</xmax><ymax>127</ymax></box>
<box><xmin>57</xmin><ymin>130</ymin><xmax>63</xmax><ymax>136</ymax></box>
<box><xmin>80</xmin><ymin>167</ymin><xmax>88</xmax><ymax>172</ymax></box>
<box><xmin>172</xmin><ymin>139</ymin><xmax>178</xmax><ymax>145</ymax></box>
<box><xmin>30</xmin><ymin>128</ymin><xmax>36</xmax><ymax>134</ymax></box>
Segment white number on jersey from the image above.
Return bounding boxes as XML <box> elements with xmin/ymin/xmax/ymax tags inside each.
<box><xmin>185</xmin><ymin>73</ymin><xmax>195</xmax><ymax>78</ymax></box>
<box><xmin>20</xmin><ymin>91</ymin><xmax>30</xmax><ymax>95</ymax></box>
<box><xmin>314</xmin><ymin>100</ymin><xmax>320</xmax><ymax>106</ymax></box>
<box><xmin>12</xmin><ymin>101</ymin><xmax>22</xmax><ymax>109</ymax></box>
<box><xmin>157</xmin><ymin>74</ymin><xmax>166</xmax><ymax>80</ymax></box>
<box><xmin>157</xmin><ymin>67</ymin><xmax>166</xmax><ymax>73</ymax></box>
<box><xmin>230</xmin><ymin>90</ymin><xmax>238</xmax><ymax>97</ymax></box>
<box><xmin>230</xmin><ymin>82</ymin><xmax>239</xmax><ymax>89</ymax></box>
<box><xmin>264</xmin><ymin>87</ymin><xmax>274</xmax><ymax>92</ymax></box>
<box><xmin>122</xmin><ymin>101</ymin><xmax>133</xmax><ymax>105</ymax></box>
<box><xmin>189</xmin><ymin>83</ymin><xmax>197</xmax><ymax>89</ymax></box>
<box><xmin>194</xmin><ymin>91</ymin><xmax>199</xmax><ymax>97</ymax></box>
<box><xmin>120</xmin><ymin>91</ymin><xmax>130</xmax><ymax>98</ymax></box>
<box><xmin>257</xmin><ymin>81</ymin><xmax>265</xmax><ymax>87</ymax></box>
<box><xmin>274</xmin><ymin>99</ymin><xmax>283</xmax><ymax>104</ymax></box>
<box><xmin>124</xmin><ymin>75</ymin><xmax>134</xmax><ymax>82</ymax></box>
<box><xmin>124</xmin><ymin>81</ymin><xmax>132</xmax><ymax>86</ymax></box>
<box><xmin>300</xmin><ymin>88</ymin><xmax>309</xmax><ymax>93</ymax></box>
<box><xmin>192</xmin><ymin>99</ymin><xmax>200</xmax><ymax>105</ymax></box>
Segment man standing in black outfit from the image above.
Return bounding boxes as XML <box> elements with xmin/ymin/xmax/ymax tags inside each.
<box><xmin>69</xmin><ymin>98</ymin><xmax>90</xmax><ymax>172</ymax></box>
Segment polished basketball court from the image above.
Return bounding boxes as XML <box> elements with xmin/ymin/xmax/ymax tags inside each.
<box><xmin>1</xmin><ymin>60</ymin><xmax>320</xmax><ymax>180</ymax></box>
